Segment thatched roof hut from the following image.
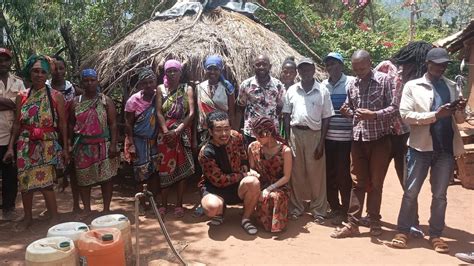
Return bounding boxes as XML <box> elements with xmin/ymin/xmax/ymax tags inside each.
<box><xmin>87</xmin><ymin>7</ymin><xmax>325</xmax><ymax>94</ymax></box>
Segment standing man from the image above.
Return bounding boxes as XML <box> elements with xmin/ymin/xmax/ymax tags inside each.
<box><xmin>390</xmin><ymin>48</ymin><xmax>466</xmax><ymax>253</ymax></box>
<box><xmin>321</xmin><ymin>52</ymin><xmax>355</xmax><ymax>225</ymax></box>
<box><xmin>237</xmin><ymin>55</ymin><xmax>285</xmax><ymax>146</ymax></box>
<box><xmin>331</xmin><ymin>50</ymin><xmax>397</xmax><ymax>238</ymax></box>
<box><xmin>0</xmin><ymin>48</ymin><xmax>25</xmax><ymax>220</ymax></box>
<box><xmin>283</xmin><ymin>57</ymin><xmax>334</xmax><ymax>221</ymax></box>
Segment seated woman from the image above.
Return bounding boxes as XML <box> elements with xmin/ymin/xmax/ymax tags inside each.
<box><xmin>124</xmin><ymin>67</ymin><xmax>160</xmax><ymax>214</ymax></box>
<box><xmin>69</xmin><ymin>69</ymin><xmax>119</xmax><ymax>214</ymax></box>
<box><xmin>156</xmin><ymin>59</ymin><xmax>195</xmax><ymax>218</ymax></box>
<box><xmin>248</xmin><ymin>116</ymin><xmax>292</xmax><ymax>233</ymax></box>
<box><xmin>197</xmin><ymin>55</ymin><xmax>236</xmax><ymax>146</ymax></box>
<box><xmin>4</xmin><ymin>55</ymin><xmax>69</xmax><ymax>230</ymax></box>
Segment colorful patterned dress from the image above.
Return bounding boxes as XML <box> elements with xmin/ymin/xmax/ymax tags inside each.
<box><xmin>73</xmin><ymin>94</ymin><xmax>118</xmax><ymax>186</ymax></box>
<box><xmin>249</xmin><ymin>141</ymin><xmax>289</xmax><ymax>233</ymax></box>
<box><xmin>17</xmin><ymin>87</ymin><xmax>63</xmax><ymax>192</ymax></box>
<box><xmin>157</xmin><ymin>84</ymin><xmax>195</xmax><ymax>188</ymax></box>
<box><xmin>124</xmin><ymin>92</ymin><xmax>159</xmax><ymax>182</ymax></box>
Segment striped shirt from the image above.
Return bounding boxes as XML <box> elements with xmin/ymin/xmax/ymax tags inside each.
<box><xmin>346</xmin><ymin>70</ymin><xmax>397</xmax><ymax>142</ymax></box>
<box><xmin>322</xmin><ymin>74</ymin><xmax>354</xmax><ymax>141</ymax></box>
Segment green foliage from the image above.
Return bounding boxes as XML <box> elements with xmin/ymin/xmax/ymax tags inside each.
<box><xmin>257</xmin><ymin>0</ymin><xmax>463</xmax><ymax>78</ymax></box>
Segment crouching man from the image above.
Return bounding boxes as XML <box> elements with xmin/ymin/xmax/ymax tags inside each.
<box><xmin>198</xmin><ymin>111</ymin><xmax>261</xmax><ymax>235</ymax></box>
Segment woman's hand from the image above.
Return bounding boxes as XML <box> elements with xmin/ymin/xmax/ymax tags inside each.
<box><xmin>62</xmin><ymin>151</ymin><xmax>70</xmax><ymax>166</ymax></box>
<box><xmin>247</xmin><ymin>169</ymin><xmax>260</xmax><ymax>178</ymax></box>
<box><xmin>163</xmin><ymin>130</ymin><xmax>178</xmax><ymax>147</ymax></box>
<box><xmin>2</xmin><ymin>148</ymin><xmax>14</xmax><ymax>164</ymax></box>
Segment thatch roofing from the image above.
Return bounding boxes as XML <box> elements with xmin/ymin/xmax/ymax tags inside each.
<box><xmin>435</xmin><ymin>19</ymin><xmax>474</xmax><ymax>53</ymax></box>
<box><xmin>87</xmin><ymin>8</ymin><xmax>325</xmax><ymax>93</ymax></box>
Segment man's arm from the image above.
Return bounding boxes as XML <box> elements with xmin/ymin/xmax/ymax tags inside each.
<box><xmin>198</xmin><ymin>150</ymin><xmax>243</xmax><ymax>188</ymax></box>
<box><xmin>374</xmin><ymin>77</ymin><xmax>398</xmax><ymax>120</ymax></box>
<box><xmin>400</xmin><ymin>83</ymin><xmax>438</xmax><ymax>125</ymax></box>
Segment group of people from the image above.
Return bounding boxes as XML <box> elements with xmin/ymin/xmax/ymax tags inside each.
<box><xmin>0</xmin><ymin>41</ymin><xmax>469</xmax><ymax>256</ymax></box>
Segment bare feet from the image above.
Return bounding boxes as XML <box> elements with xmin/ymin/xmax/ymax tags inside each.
<box><xmin>13</xmin><ymin>218</ymin><xmax>33</xmax><ymax>232</ymax></box>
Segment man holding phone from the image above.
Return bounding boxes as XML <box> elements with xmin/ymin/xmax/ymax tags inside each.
<box><xmin>391</xmin><ymin>48</ymin><xmax>466</xmax><ymax>253</ymax></box>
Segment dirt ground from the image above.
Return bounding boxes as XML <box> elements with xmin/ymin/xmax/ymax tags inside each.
<box><xmin>0</xmin><ymin>161</ymin><xmax>473</xmax><ymax>265</ymax></box>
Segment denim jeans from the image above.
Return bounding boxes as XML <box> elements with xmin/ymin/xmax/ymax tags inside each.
<box><xmin>396</xmin><ymin>147</ymin><xmax>454</xmax><ymax>238</ymax></box>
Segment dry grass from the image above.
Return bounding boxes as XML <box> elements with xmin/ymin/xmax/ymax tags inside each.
<box><xmin>84</xmin><ymin>8</ymin><xmax>326</xmax><ymax>94</ymax></box>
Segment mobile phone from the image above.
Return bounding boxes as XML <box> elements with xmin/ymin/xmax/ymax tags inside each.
<box><xmin>448</xmin><ymin>99</ymin><xmax>462</xmax><ymax>108</ymax></box>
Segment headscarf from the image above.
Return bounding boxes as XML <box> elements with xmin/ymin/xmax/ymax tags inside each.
<box><xmin>137</xmin><ymin>67</ymin><xmax>156</xmax><ymax>83</ymax></box>
<box><xmin>204</xmin><ymin>55</ymin><xmax>235</xmax><ymax>95</ymax></box>
<box><xmin>22</xmin><ymin>55</ymin><xmax>51</xmax><ymax>81</ymax></box>
<box><xmin>163</xmin><ymin>59</ymin><xmax>182</xmax><ymax>87</ymax></box>
<box><xmin>81</xmin><ymin>68</ymin><xmax>98</xmax><ymax>79</ymax></box>
<box><xmin>251</xmin><ymin>116</ymin><xmax>287</xmax><ymax>145</ymax></box>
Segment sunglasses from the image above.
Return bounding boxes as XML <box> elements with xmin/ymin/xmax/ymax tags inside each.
<box><xmin>255</xmin><ymin>130</ymin><xmax>271</xmax><ymax>138</ymax></box>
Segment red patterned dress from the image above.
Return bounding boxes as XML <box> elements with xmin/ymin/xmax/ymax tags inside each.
<box><xmin>249</xmin><ymin>142</ymin><xmax>289</xmax><ymax>233</ymax></box>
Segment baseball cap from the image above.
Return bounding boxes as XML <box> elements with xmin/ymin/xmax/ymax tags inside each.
<box><xmin>324</xmin><ymin>52</ymin><xmax>344</xmax><ymax>64</ymax></box>
<box><xmin>297</xmin><ymin>57</ymin><xmax>315</xmax><ymax>68</ymax></box>
<box><xmin>426</xmin><ymin>48</ymin><xmax>451</xmax><ymax>64</ymax></box>
<box><xmin>0</xmin><ymin>48</ymin><xmax>12</xmax><ymax>58</ymax></box>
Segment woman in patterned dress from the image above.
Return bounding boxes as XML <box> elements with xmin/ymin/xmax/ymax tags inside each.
<box><xmin>156</xmin><ymin>59</ymin><xmax>195</xmax><ymax>217</ymax></box>
<box><xmin>248</xmin><ymin>116</ymin><xmax>292</xmax><ymax>233</ymax></box>
<box><xmin>196</xmin><ymin>55</ymin><xmax>236</xmax><ymax>146</ymax></box>
<box><xmin>3</xmin><ymin>55</ymin><xmax>69</xmax><ymax>230</ymax></box>
<box><xmin>69</xmin><ymin>69</ymin><xmax>119</xmax><ymax>214</ymax></box>
<box><xmin>125</xmin><ymin>67</ymin><xmax>160</xmax><ymax>214</ymax></box>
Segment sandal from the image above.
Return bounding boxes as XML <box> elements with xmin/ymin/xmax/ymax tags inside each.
<box><xmin>158</xmin><ymin>207</ymin><xmax>167</xmax><ymax>217</ymax></box>
<box><xmin>330</xmin><ymin>222</ymin><xmax>360</xmax><ymax>239</ymax></box>
<box><xmin>391</xmin><ymin>233</ymin><xmax>408</xmax><ymax>248</ymax></box>
<box><xmin>430</xmin><ymin>237</ymin><xmax>450</xmax><ymax>253</ymax></box>
<box><xmin>313</xmin><ymin>215</ymin><xmax>326</xmax><ymax>225</ymax></box>
<box><xmin>174</xmin><ymin>207</ymin><xmax>185</xmax><ymax>218</ymax></box>
<box><xmin>241</xmin><ymin>219</ymin><xmax>258</xmax><ymax>235</ymax></box>
<box><xmin>209</xmin><ymin>215</ymin><xmax>224</xmax><ymax>226</ymax></box>
<box><xmin>369</xmin><ymin>222</ymin><xmax>383</xmax><ymax>236</ymax></box>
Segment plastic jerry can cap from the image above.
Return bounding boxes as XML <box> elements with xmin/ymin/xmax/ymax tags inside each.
<box><xmin>59</xmin><ymin>241</ymin><xmax>71</xmax><ymax>250</ymax></box>
<box><xmin>102</xmin><ymin>234</ymin><xmax>114</xmax><ymax>241</ymax></box>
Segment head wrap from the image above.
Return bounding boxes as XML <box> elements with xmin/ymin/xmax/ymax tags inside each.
<box><xmin>22</xmin><ymin>55</ymin><xmax>51</xmax><ymax>81</ymax></box>
<box><xmin>163</xmin><ymin>59</ymin><xmax>182</xmax><ymax>87</ymax></box>
<box><xmin>204</xmin><ymin>55</ymin><xmax>235</xmax><ymax>95</ymax></box>
<box><xmin>81</xmin><ymin>68</ymin><xmax>98</xmax><ymax>79</ymax></box>
<box><xmin>137</xmin><ymin>67</ymin><xmax>156</xmax><ymax>83</ymax></box>
<box><xmin>204</xmin><ymin>55</ymin><xmax>224</xmax><ymax>70</ymax></box>
<box><xmin>251</xmin><ymin>116</ymin><xmax>287</xmax><ymax>145</ymax></box>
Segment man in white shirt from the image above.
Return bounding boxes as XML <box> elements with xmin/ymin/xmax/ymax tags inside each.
<box><xmin>0</xmin><ymin>48</ymin><xmax>25</xmax><ymax>220</ymax></box>
<box><xmin>283</xmin><ymin>57</ymin><xmax>334</xmax><ymax>221</ymax></box>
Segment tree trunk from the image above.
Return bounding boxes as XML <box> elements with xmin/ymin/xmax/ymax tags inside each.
<box><xmin>60</xmin><ymin>21</ymin><xmax>80</xmax><ymax>77</ymax></box>
<box><xmin>0</xmin><ymin>11</ymin><xmax>23</xmax><ymax>74</ymax></box>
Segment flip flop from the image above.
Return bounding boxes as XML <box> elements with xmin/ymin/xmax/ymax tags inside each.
<box><xmin>209</xmin><ymin>215</ymin><xmax>224</xmax><ymax>226</ymax></box>
<box><xmin>174</xmin><ymin>207</ymin><xmax>185</xmax><ymax>218</ymax></box>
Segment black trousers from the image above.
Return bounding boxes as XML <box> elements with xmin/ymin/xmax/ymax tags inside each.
<box><xmin>0</xmin><ymin>145</ymin><xmax>17</xmax><ymax>211</ymax></box>
<box><xmin>325</xmin><ymin>139</ymin><xmax>352</xmax><ymax>214</ymax></box>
